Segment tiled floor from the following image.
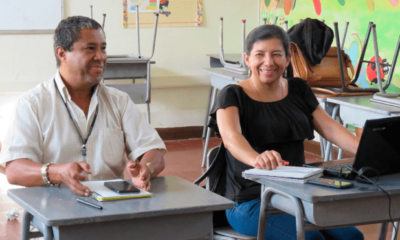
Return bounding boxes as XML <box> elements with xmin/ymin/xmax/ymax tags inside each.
<box><xmin>0</xmin><ymin>138</ymin><xmax>398</xmax><ymax>240</ymax></box>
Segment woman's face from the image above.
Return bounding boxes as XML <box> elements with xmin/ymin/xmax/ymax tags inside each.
<box><xmin>244</xmin><ymin>38</ymin><xmax>290</xmax><ymax>85</ymax></box>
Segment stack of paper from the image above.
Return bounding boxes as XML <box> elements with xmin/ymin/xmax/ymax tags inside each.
<box><xmin>242</xmin><ymin>166</ymin><xmax>323</xmax><ymax>183</ymax></box>
<box><xmin>81</xmin><ymin>180</ymin><xmax>152</xmax><ymax>202</ymax></box>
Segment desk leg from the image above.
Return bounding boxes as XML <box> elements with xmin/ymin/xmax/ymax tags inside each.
<box><xmin>202</xmin><ymin>86</ymin><xmax>214</xmax><ymax>139</ymax></box>
<box><xmin>147</xmin><ymin>103</ymin><xmax>151</xmax><ymax>123</ymax></box>
<box><xmin>320</xmin><ymin>138</ymin><xmax>326</xmax><ymax>159</ymax></box>
<box><xmin>392</xmin><ymin>222</ymin><xmax>399</xmax><ymax>240</ymax></box>
<box><xmin>21</xmin><ymin>211</ymin><xmax>33</xmax><ymax>240</ymax></box>
<box><xmin>201</xmin><ymin>87</ymin><xmax>218</xmax><ymax>168</ymax></box>
<box><xmin>22</xmin><ymin>211</ymin><xmax>54</xmax><ymax>240</ymax></box>
<box><xmin>324</xmin><ymin>105</ymin><xmax>340</xmax><ymax>161</ymax></box>
<box><xmin>146</xmin><ymin>61</ymin><xmax>151</xmax><ymax>123</ymax></box>
<box><xmin>258</xmin><ymin>187</ymin><xmax>306</xmax><ymax>240</ymax></box>
<box><xmin>336</xmin><ymin>122</ymin><xmax>347</xmax><ymax>160</ymax></box>
<box><xmin>379</xmin><ymin>222</ymin><xmax>389</xmax><ymax>240</ymax></box>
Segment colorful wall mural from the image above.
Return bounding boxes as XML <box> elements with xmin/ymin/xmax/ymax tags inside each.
<box><xmin>260</xmin><ymin>0</ymin><xmax>400</xmax><ymax>92</ymax></box>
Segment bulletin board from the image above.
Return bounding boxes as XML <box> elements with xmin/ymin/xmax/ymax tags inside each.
<box><xmin>123</xmin><ymin>0</ymin><xmax>203</xmax><ymax>28</ymax></box>
<box><xmin>0</xmin><ymin>0</ymin><xmax>64</xmax><ymax>34</ymax></box>
<box><xmin>259</xmin><ymin>0</ymin><xmax>400</xmax><ymax>92</ymax></box>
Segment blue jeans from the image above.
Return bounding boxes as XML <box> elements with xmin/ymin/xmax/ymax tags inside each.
<box><xmin>226</xmin><ymin>198</ymin><xmax>364</xmax><ymax>240</ymax></box>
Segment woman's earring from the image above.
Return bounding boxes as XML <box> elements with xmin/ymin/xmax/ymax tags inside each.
<box><xmin>248</xmin><ymin>68</ymin><xmax>252</xmax><ymax>76</ymax></box>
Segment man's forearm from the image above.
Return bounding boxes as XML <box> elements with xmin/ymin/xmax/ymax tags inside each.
<box><xmin>5</xmin><ymin>159</ymin><xmax>46</xmax><ymax>187</ymax></box>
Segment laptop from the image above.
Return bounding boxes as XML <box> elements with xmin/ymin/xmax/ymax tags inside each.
<box><xmin>305</xmin><ymin>116</ymin><xmax>400</xmax><ymax>180</ymax></box>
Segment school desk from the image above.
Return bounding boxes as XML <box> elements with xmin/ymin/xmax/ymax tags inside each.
<box><xmin>327</xmin><ymin>95</ymin><xmax>400</xmax><ymax>127</ymax></box>
<box><xmin>103</xmin><ymin>55</ymin><xmax>155</xmax><ymax>123</ymax></box>
<box><xmin>322</xmin><ymin>95</ymin><xmax>400</xmax><ymax>162</ymax></box>
<box><xmin>8</xmin><ymin>176</ymin><xmax>233</xmax><ymax>240</ymax></box>
<box><xmin>202</xmin><ymin>54</ymin><xmax>243</xmax><ymax>138</ymax></box>
<box><xmin>251</xmin><ymin>173</ymin><xmax>400</xmax><ymax>240</ymax></box>
<box><xmin>206</xmin><ymin>53</ymin><xmax>241</xmax><ymax>68</ymax></box>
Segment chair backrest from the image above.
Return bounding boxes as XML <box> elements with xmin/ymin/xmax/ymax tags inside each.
<box><xmin>207</xmin><ymin>145</ymin><xmax>227</xmax><ymax>195</ymax></box>
<box><xmin>194</xmin><ymin>143</ymin><xmax>227</xmax><ymax>197</ymax></box>
<box><xmin>194</xmin><ymin>143</ymin><xmax>230</xmax><ymax>228</ymax></box>
<box><xmin>206</xmin><ymin>146</ymin><xmax>219</xmax><ymax>190</ymax></box>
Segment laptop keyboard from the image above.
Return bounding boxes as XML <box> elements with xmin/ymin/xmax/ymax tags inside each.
<box><xmin>323</xmin><ymin>163</ymin><xmax>352</xmax><ymax>172</ymax></box>
<box><xmin>304</xmin><ymin>162</ymin><xmax>355</xmax><ymax>179</ymax></box>
<box><xmin>322</xmin><ymin>163</ymin><xmax>354</xmax><ymax>179</ymax></box>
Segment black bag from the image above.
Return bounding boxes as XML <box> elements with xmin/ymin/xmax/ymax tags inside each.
<box><xmin>288</xmin><ymin>18</ymin><xmax>334</xmax><ymax>66</ymax></box>
<box><xmin>194</xmin><ymin>142</ymin><xmax>229</xmax><ymax>227</ymax></box>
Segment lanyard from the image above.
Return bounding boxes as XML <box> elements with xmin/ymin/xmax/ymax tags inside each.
<box><xmin>54</xmin><ymin>79</ymin><xmax>99</xmax><ymax>161</ymax></box>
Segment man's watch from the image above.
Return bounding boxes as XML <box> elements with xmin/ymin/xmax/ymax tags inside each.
<box><xmin>146</xmin><ymin>162</ymin><xmax>154</xmax><ymax>174</ymax></box>
<box><xmin>41</xmin><ymin>163</ymin><xmax>54</xmax><ymax>186</ymax></box>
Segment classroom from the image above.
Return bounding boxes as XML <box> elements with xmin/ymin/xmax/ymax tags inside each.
<box><xmin>1</xmin><ymin>0</ymin><xmax>400</xmax><ymax>239</ymax></box>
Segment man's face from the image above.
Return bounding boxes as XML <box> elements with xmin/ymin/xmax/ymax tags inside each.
<box><xmin>62</xmin><ymin>28</ymin><xmax>107</xmax><ymax>86</ymax></box>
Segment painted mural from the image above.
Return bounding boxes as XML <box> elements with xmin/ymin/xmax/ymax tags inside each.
<box><xmin>260</xmin><ymin>0</ymin><xmax>400</xmax><ymax>92</ymax></box>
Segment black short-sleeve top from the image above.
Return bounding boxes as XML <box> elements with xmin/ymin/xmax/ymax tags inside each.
<box><xmin>209</xmin><ymin>78</ymin><xmax>320</xmax><ymax>203</ymax></box>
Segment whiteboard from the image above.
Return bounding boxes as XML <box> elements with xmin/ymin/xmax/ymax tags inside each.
<box><xmin>0</xmin><ymin>0</ymin><xmax>64</xmax><ymax>34</ymax></box>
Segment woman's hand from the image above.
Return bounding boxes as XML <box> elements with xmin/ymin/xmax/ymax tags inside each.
<box><xmin>253</xmin><ymin>150</ymin><xmax>285</xmax><ymax>170</ymax></box>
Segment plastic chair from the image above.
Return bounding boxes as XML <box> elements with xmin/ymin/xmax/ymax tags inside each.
<box><xmin>194</xmin><ymin>145</ymin><xmax>256</xmax><ymax>240</ymax></box>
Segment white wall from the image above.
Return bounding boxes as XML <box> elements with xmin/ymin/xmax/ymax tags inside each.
<box><xmin>0</xmin><ymin>0</ymin><xmax>259</xmax><ymax>131</ymax></box>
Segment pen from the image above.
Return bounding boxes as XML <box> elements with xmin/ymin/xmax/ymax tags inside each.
<box><xmin>77</xmin><ymin>198</ymin><xmax>103</xmax><ymax>210</ymax></box>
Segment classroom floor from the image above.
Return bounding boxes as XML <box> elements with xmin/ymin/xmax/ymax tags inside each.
<box><xmin>0</xmin><ymin>138</ymin><xmax>398</xmax><ymax>240</ymax></box>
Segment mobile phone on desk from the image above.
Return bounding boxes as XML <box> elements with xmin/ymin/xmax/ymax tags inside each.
<box><xmin>308</xmin><ymin>178</ymin><xmax>354</xmax><ymax>189</ymax></box>
<box><xmin>104</xmin><ymin>180</ymin><xmax>140</xmax><ymax>193</ymax></box>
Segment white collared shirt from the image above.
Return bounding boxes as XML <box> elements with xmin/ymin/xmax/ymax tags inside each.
<box><xmin>0</xmin><ymin>71</ymin><xmax>166</xmax><ymax>180</ymax></box>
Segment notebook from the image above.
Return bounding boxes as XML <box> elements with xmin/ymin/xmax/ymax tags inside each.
<box><xmin>81</xmin><ymin>179</ymin><xmax>152</xmax><ymax>202</ymax></box>
<box><xmin>242</xmin><ymin>166</ymin><xmax>323</xmax><ymax>183</ymax></box>
<box><xmin>305</xmin><ymin>116</ymin><xmax>400</xmax><ymax>179</ymax></box>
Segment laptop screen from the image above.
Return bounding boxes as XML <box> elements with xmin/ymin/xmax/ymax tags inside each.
<box><xmin>353</xmin><ymin>116</ymin><xmax>400</xmax><ymax>177</ymax></box>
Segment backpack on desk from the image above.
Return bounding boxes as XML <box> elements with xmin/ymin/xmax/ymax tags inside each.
<box><xmin>290</xmin><ymin>42</ymin><xmax>355</xmax><ymax>94</ymax></box>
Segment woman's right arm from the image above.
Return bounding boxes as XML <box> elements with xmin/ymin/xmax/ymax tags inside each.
<box><xmin>216</xmin><ymin>106</ymin><xmax>284</xmax><ymax>169</ymax></box>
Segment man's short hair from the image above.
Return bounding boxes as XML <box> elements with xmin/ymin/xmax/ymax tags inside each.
<box><xmin>53</xmin><ymin>16</ymin><xmax>104</xmax><ymax>67</ymax></box>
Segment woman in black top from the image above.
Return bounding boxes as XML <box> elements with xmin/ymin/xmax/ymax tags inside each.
<box><xmin>209</xmin><ymin>25</ymin><xmax>363</xmax><ymax>240</ymax></box>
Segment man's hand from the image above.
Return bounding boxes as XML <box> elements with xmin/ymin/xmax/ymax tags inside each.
<box><xmin>126</xmin><ymin>160</ymin><xmax>151</xmax><ymax>191</ymax></box>
<box><xmin>51</xmin><ymin>162</ymin><xmax>92</xmax><ymax>196</ymax></box>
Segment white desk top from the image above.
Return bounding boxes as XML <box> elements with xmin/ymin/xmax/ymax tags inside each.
<box><xmin>327</xmin><ymin>95</ymin><xmax>400</xmax><ymax>115</ymax></box>
<box><xmin>202</xmin><ymin>68</ymin><xmax>249</xmax><ymax>81</ymax></box>
<box><xmin>255</xmin><ymin>173</ymin><xmax>400</xmax><ymax>203</ymax></box>
<box><xmin>107</xmin><ymin>55</ymin><xmax>155</xmax><ymax>64</ymax></box>
<box><xmin>206</xmin><ymin>53</ymin><xmax>242</xmax><ymax>63</ymax></box>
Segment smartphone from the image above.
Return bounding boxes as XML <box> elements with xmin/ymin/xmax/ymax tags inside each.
<box><xmin>104</xmin><ymin>181</ymin><xmax>140</xmax><ymax>193</ymax></box>
<box><xmin>308</xmin><ymin>178</ymin><xmax>354</xmax><ymax>189</ymax></box>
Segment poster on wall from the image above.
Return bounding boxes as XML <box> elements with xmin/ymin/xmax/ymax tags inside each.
<box><xmin>123</xmin><ymin>0</ymin><xmax>203</xmax><ymax>28</ymax></box>
<box><xmin>259</xmin><ymin>0</ymin><xmax>400</xmax><ymax>92</ymax></box>
<box><xmin>127</xmin><ymin>0</ymin><xmax>160</xmax><ymax>12</ymax></box>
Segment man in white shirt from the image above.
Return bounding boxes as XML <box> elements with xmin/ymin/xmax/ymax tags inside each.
<box><xmin>0</xmin><ymin>16</ymin><xmax>166</xmax><ymax>196</ymax></box>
